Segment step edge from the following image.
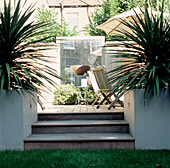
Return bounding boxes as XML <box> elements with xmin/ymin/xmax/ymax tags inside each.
<box><xmin>38</xmin><ymin>112</ymin><xmax>124</xmax><ymax>115</ymax></box>
<box><xmin>24</xmin><ymin>138</ymin><xmax>135</xmax><ymax>142</ymax></box>
<box><xmin>32</xmin><ymin>122</ymin><xmax>129</xmax><ymax>127</ymax></box>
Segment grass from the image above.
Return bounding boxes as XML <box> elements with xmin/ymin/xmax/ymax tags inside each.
<box><xmin>0</xmin><ymin>149</ymin><xmax>169</xmax><ymax>168</ymax></box>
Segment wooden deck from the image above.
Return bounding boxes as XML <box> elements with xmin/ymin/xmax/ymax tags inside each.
<box><xmin>38</xmin><ymin>105</ymin><xmax>124</xmax><ymax>113</ymax></box>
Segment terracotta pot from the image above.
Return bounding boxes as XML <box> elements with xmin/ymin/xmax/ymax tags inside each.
<box><xmin>70</xmin><ymin>65</ymin><xmax>90</xmax><ymax>75</ymax></box>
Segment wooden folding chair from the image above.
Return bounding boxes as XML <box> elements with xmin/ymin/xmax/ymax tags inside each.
<box><xmin>88</xmin><ymin>71</ymin><xmax>102</xmax><ymax>106</ymax></box>
<box><xmin>92</xmin><ymin>66</ymin><xmax>124</xmax><ymax>109</ymax></box>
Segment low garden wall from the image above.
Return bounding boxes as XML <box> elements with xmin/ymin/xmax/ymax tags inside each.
<box><xmin>124</xmin><ymin>89</ymin><xmax>170</xmax><ymax>149</ymax></box>
<box><xmin>0</xmin><ymin>91</ymin><xmax>37</xmax><ymax>150</ymax></box>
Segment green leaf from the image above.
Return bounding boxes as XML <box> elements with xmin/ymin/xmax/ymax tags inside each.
<box><xmin>5</xmin><ymin>63</ymin><xmax>11</xmax><ymax>89</ymax></box>
<box><xmin>0</xmin><ymin>0</ymin><xmax>60</xmax><ymax>97</ymax></box>
<box><xmin>155</xmin><ymin>75</ymin><xmax>159</xmax><ymax>96</ymax></box>
<box><xmin>107</xmin><ymin>2</ymin><xmax>170</xmax><ymax>102</ymax></box>
<box><xmin>16</xmin><ymin>63</ymin><xmax>31</xmax><ymax>80</ymax></box>
<box><xmin>0</xmin><ymin>73</ymin><xmax>5</xmax><ymax>94</ymax></box>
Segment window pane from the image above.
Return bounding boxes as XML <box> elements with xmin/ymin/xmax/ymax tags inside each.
<box><xmin>67</xmin><ymin>13</ymin><xmax>79</xmax><ymax>31</ymax></box>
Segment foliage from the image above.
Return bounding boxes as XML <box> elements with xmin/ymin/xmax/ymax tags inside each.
<box><xmin>0</xmin><ymin>149</ymin><xmax>169</xmax><ymax>168</ymax></box>
<box><xmin>85</xmin><ymin>0</ymin><xmax>144</xmax><ymax>40</ymax></box>
<box><xmin>109</xmin><ymin>0</ymin><xmax>145</xmax><ymax>16</ymax></box>
<box><xmin>85</xmin><ymin>0</ymin><xmax>170</xmax><ymax>41</ymax></box>
<box><xmin>0</xmin><ymin>0</ymin><xmax>59</xmax><ymax>96</ymax></box>
<box><xmin>107</xmin><ymin>1</ymin><xmax>170</xmax><ymax>101</ymax></box>
<box><xmin>85</xmin><ymin>0</ymin><xmax>114</xmax><ymax>41</ymax></box>
<box><xmin>86</xmin><ymin>84</ymin><xmax>97</xmax><ymax>104</ymax></box>
<box><xmin>53</xmin><ymin>84</ymin><xmax>97</xmax><ymax>105</ymax></box>
<box><xmin>109</xmin><ymin>0</ymin><xmax>170</xmax><ymax>14</ymax></box>
<box><xmin>30</xmin><ymin>5</ymin><xmax>78</xmax><ymax>42</ymax></box>
<box><xmin>78</xmin><ymin>84</ymin><xmax>97</xmax><ymax>105</ymax></box>
<box><xmin>53</xmin><ymin>84</ymin><xmax>78</xmax><ymax>105</ymax></box>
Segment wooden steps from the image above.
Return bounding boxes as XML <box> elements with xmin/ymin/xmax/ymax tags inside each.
<box><xmin>38</xmin><ymin>112</ymin><xmax>124</xmax><ymax>121</ymax></box>
<box><xmin>32</xmin><ymin>120</ymin><xmax>129</xmax><ymax>134</ymax></box>
<box><xmin>24</xmin><ymin>133</ymin><xmax>134</xmax><ymax>150</ymax></box>
<box><xmin>24</xmin><ymin>107</ymin><xmax>134</xmax><ymax>149</ymax></box>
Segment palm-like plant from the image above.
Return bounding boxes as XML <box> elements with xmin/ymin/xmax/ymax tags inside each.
<box><xmin>107</xmin><ymin>2</ymin><xmax>170</xmax><ymax>100</ymax></box>
<box><xmin>0</xmin><ymin>0</ymin><xmax>59</xmax><ymax>96</ymax></box>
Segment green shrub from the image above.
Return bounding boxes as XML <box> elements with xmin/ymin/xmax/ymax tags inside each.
<box><xmin>53</xmin><ymin>84</ymin><xmax>97</xmax><ymax>105</ymax></box>
<box><xmin>78</xmin><ymin>84</ymin><xmax>97</xmax><ymax>105</ymax></box>
<box><xmin>31</xmin><ymin>5</ymin><xmax>78</xmax><ymax>42</ymax></box>
<box><xmin>53</xmin><ymin>84</ymin><xmax>78</xmax><ymax>105</ymax></box>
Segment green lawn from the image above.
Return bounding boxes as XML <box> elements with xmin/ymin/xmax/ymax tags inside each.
<box><xmin>0</xmin><ymin>149</ymin><xmax>169</xmax><ymax>168</ymax></box>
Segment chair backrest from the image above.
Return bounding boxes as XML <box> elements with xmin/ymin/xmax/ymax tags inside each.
<box><xmin>87</xmin><ymin>71</ymin><xmax>99</xmax><ymax>94</ymax></box>
<box><xmin>92</xmin><ymin>66</ymin><xmax>110</xmax><ymax>90</ymax></box>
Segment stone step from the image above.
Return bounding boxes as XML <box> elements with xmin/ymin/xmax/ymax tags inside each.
<box><xmin>38</xmin><ymin>112</ymin><xmax>124</xmax><ymax>121</ymax></box>
<box><xmin>32</xmin><ymin>120</ymin><xmax>129</xmax><ymax>134</ymax></box>
<box><xmin>24</xmin><ymin>133</ymin><xmax>135</xmax><ymax>150</ymax></box>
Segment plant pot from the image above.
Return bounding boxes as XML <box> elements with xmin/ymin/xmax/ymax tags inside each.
<box><xmin>124</xmin><ymin>89</ymin><xmax>170</xmax><ymax>149</ymax></box>
<box><xmin>0</xmin><ymin>90</ymin><xmax>37</xmax><ymax>150</ymax></box>
<box><xmin>70</xmin><ymin>65</ymin><xmax>90</xmax><ymax>75</ymax></box>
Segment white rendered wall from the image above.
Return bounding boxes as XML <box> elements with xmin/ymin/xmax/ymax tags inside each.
<box><xmin>124</xmin><ymin>89</ymin><xmax>170</xmax><ymax>149</ymax></box>
<box><xmin>37</xmin><ymin>43</ymin><xmax>60</xmax><ymax>108</ymax></box>
<box><xmin>0</xmin><ymin>90</ymin><xmax>37</xmax><ymax>150</ymax></box>
<box><xmin>23</xmin><ymin>92</ymin><xmax>37</xmax><ymax>139</ymax></box>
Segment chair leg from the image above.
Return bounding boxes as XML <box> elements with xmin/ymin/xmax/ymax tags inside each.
<box><xmin>96</xmin><ymin>92</ymin><xmax>113</xmax><ymax>109</ymax></box>
<box><xmin>117</xmin><ymin>99</ymin><xmax>124</xmax><ymax>107</ymax></box>
<box><xmin>101</xmin><ymin>92</ymin><xmax>112</xmax><ymax>104</ymax></box>
<box><xmin>108</xmin><ymin>93</ymin><xmax>124</xmax><ymax>110</ymax></box>
<box><xmin>113</xmin><ymin>94</ymin><xmax>124</xmax><ymax>108</ymax></box>
<box><xmin>108</xmin><ymin>99</ymin><xmax>117</xmax><ymax>110</ymax></box>
<box><xmin>92</xmin><ymin>94</ymin><xmax>101</xmax><ymax>106</ymax></box>
<box><xmin>96</xmin><ymin>98</ymin><xmax>106</xmax><ymax>109</ymax></box>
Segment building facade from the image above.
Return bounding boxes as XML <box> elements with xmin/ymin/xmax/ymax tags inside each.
<box><xmin>49</xmin><ymin>0</ymin><xmax>103</xmax><ymax>34</ymax></box>
<box><xmin>0</xmin><ymin>0</ymin><xmax>49</xmax><ymax>20</ymax></box>
<box><xmin>1</xmin><ymin>0</ymin><xmax>103</xmax><ymax>34</ymax></box>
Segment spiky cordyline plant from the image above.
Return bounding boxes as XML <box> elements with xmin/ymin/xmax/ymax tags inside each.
<box><xmin>0</xmin><ymin>0</ymin><xmax>60</xmax><ymax>96</ymax></box>
<box><xmin>107</xmin><ymin>1</ymin><xmax>170</xmax><ymax>100</ymax></box>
